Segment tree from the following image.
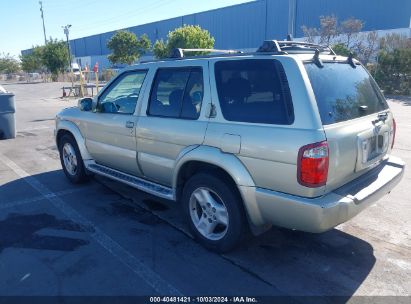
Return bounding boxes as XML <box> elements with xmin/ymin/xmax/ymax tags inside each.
<box><xmin>318</xmin><ymin>15</ymin><xmax>339</xmax><ymax>45</ymax></box>
<box><xmin>20</xmin><ymin>46</ymin><xmax>44</xmax><ymax>73</ymax></box>
<box><xmin>302</xmin><ymin>15</ymin><xmax>363</xmax><ymax>47</ymax></box>
<box><xmin>138</xmin><ymin>34</ymin><xmax>151</xmax><ymax>54</ymax></box>
<box><xmin>301</xmin><ymin>26</ymin><xmax>319</xmax><ymax>43</ymax></box>
<box><xmin>107</xmin><ymin>31</ymin><xmax>151</xmax><ymax>65</ymax></box>
<box><xmin>340</xmin><ymin>17</ymin><xmax>363</xmax><ymax>47</ymax></box>
<box><xmin>379</xmin><ymin>33</ymin><xmax>411</xmax><ymax>53</ymax></box>
<box><xmin>302</xmin><ymin>15</ymin><xmax>376</xmax><ymax>64</ymax></box>
<box><xmin>153</xmin><ymin>25</ymin><xmax>215</xmax><ymax>59</ymax></box>
<box><xmin>374</xmin><ymin>43</ymin><xmax>411</xmax><ymax>95</ymax></box>
<box><xmin>0</xmin><ymin>53</ymin><xmax>20</xmax><ymax>74</ymax></box>
<box><xmin>375</xmin><ymin>48</ymin><xmax>411</xmax><ymax>95</ymax></box>
<box><xmin>354</xmin><ymin>31</ymin><xmax>379</xmax><ymax>64</ymax></box>
<box><xmin>153</xmin><ymin>39</ymin><xmax>168</xmax><ymax>59</ymax></box>
<box><xmin>41</xmin><ymin>38</ymin><xmax>69</xmax><ymax>81</ymax></box>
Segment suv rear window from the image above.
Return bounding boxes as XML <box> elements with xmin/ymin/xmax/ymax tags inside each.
<box><xmin>215</xmin><ymin>59</ymin><xmax>294</xmax><ymax>124</ymax></box>
<box><xmin>305</xmin><ymin>63</ymin><xmax>388</xmax><ymax>125</ymax></box>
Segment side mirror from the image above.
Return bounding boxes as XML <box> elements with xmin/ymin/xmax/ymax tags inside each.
<box><xmin>78</xmin><ymin>97</ymin><xmax>93</xmax><ymax>111</ymax></box>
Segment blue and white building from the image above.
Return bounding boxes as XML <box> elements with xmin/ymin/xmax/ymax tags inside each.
<box><xmin>22</xmin><ymin>0</ymin><xmax>411</xmax><ymax>68</ymax></box>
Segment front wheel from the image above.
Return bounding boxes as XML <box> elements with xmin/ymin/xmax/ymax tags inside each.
<box><xmin>58</xmin><ymin>134</ymin><xmax>89</xmax><ymax>184</ymax></box>
<box><xmin>182</xmin><ymin>173</ymin><xmax>246</xmax><ymax>253</ymax></box>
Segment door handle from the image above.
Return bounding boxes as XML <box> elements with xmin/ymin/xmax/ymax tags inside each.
<box><xmin>125</xmin><ymin>121</ymin><xmax>134</xmax><ymax>128</ymax></box>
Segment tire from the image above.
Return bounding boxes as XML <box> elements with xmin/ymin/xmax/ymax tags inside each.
<box><xmin>182</xmin><ymin>172</ymin><xmax>246</xmax><ymax>253</ymax></box>
<box><xmin>58</xmin><ymin>134</ymin><xmax>89</xmax><ymax>184</ymax></box>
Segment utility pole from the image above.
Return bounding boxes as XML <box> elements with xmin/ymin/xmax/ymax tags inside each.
<box><xmin>39</xmin><ymin>1</ymin><xmax>47</xmax><ymax>44</ymax></box>
<box><xmin>288</xmin><ymin>0</ymin><xmax>297</xmax><ymax>38</ymax></box>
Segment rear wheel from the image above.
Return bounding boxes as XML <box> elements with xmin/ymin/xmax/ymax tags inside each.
<box><xmin>182</xmin><ymin>173</ymin><xmax>246</xmax><ymax>252</ymax></box>
<box><xmin>58</xmin><ymin>134</ymin><xmax>89</xmax><ymax>183</ymax></box>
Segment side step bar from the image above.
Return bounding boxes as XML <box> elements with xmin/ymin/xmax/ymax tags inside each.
<box><xmin>86</xmin><ymin>163</ymin><xmax>174</xmax><ymax>200</ymax></box>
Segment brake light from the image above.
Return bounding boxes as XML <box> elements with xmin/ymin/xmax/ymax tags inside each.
<box><xmin>297</xmin><ymin>141</ymin><xmax>329</xmax><ymax>187</ymax></box>
<box><xmin>391</xmin><ymin>119</ymin><xmax>396</xmax><ymax>149</ymax></box>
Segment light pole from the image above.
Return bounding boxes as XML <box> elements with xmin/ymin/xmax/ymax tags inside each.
<box><xmin>62</xmin><ymin>24</ymin><xmax>72</xmax><ymax>67</ymax></box>
<box><xmin>62</xmin><ymin>25</ymin><xmax>74</xmax><ymax>91</ymax></box>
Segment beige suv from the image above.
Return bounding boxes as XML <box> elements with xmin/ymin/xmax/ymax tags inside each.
<box><xmin>55</xmin><ymin>40</ymin><xmax>405</xmax><ymax>252</ymax></box>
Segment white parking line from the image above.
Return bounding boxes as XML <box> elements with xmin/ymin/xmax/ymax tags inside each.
<box><xmin>0</xmin><ymin>153</ymin><xmax>182</xmax><ymax>296</ymax></box>
<box><xmin>0</xmin><ymin>188</ymin><xmax>87</xmax><ymax>210</ymax></box>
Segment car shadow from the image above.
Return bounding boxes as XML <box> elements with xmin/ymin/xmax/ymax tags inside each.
<box><xmin>0</xmin><ymin>170</ymin><xmax>376</xmax><ymax>297</ymax></box>
<box><xmin>230</xmin><ymin>226</ymin><xmax>376</xmax><ymax>298</ymax></box>
<box><xmin>96</xmin><ymin>176</ymin><xmax>376</xmax><ymax>298</ymax></box>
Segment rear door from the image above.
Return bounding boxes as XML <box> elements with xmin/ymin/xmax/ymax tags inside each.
<box><xmin>135</xmin><ymin>62</ymin><xmax>210</xmax><ymax>186</ymax></box>
<box><xmin>305</xmin><ymin>62</ymin><xmax>394</xmax><ymax>192</ymax></box>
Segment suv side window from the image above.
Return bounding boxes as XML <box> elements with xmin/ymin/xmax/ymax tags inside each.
<box><xmin>215</xmin><ymin>59</ymin><xmax>294</xmax><ymax>124</ymax></box>
<box><xmin>98</xmin><ymin>70</ymin><xmax>147</xmax><ymax>114</ymax></box>
<box><xmin>148</xmin><ymin>67</ymin><xmax>203</xmax><ymax>119</ymax></box>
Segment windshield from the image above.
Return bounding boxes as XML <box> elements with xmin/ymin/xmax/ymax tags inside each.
<box><xmin>305</xmin><ymin>62</ymin><xmax>388</xmax><ymax>125</ymax></box>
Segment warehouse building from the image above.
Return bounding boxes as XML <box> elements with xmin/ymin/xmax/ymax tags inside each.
<box><xmin>22</xmin><ymin>0</ymin><xmax>411</xmax><ymax>68</ymax></box>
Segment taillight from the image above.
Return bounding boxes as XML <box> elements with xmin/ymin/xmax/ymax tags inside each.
<box><xmin>297</xmin><ymin>141</ymin><xmax>329</xmax><ymax>187</ymax></box>
<box><xmin>391</xmin><ymin>119</ymin><xmax>396</xmax><ymax>149</ymax></box>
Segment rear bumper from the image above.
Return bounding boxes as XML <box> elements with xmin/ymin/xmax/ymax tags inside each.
<box><xmin>241</xmin><ymin>155</ymin><xmax>405</xmax><ymax>233</ymax></box>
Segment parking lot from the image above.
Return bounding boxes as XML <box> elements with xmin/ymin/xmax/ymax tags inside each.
<box><xmin>0</xmin><ymin>81</ymin><xmax>410</xmax><ymax>299</ymax></box>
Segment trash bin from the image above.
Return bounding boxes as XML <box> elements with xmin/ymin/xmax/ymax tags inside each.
<box><xmin>0</xmin><ymin>92</ymin><xmax>16</xmax><ymax>140</ymax></box>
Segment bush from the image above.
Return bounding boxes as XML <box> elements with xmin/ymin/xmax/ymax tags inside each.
<box><xmin>332</xmin><ymin>43</ymin><xmax>352</xmax><ymax>57</ymax></box>
<box><xmin>374</xmin><ymin>48</ymin><xmax>411</xmax><ymax>95</ymax></box>
<box><xmin>153</xmin><ymin>25</ymin><xmax>215</xmax><ymax>59</ymax></box>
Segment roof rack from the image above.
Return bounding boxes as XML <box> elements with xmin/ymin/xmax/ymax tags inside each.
<box><xmin>257</xmin><ymin>40</ymin><xmax>336</xmax><ymax>55</ymax></box>
<box><xmin>152</xmin><ymin>38</ymin><xmax>336</xmax><ymax>61</ymax></box>
<box><xmin>170</xmin><ymin>48</ymin><xmax>243</xmax><ymax>58</ymax></box>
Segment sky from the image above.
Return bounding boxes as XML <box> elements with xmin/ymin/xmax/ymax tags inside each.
<box><xmin>0</xmin><ymin>0</ymin><xmax>253</xmax><ymax>58</ymax></box>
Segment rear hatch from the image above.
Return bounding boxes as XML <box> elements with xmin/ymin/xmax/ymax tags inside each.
<box><xmin>305</xmin><ymin>61</ymin><xmax>395</xmax><ymax>193</ymax></box>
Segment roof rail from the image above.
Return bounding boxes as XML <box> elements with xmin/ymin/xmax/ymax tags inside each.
<box><xmin>170</xmin><ymin>48</ymin><xmax>242</xmax><ymax>58</ymax></box>
<box><xmin>257</xmin><ymin>40</ymin><xmax>336</xmax><ymax>55</ymax></box>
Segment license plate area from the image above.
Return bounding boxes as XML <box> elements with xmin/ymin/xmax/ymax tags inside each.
<box><xmin>362</xmin><ymin>133</ymin><xmax>388</xmax><ymax>163</ymax></box>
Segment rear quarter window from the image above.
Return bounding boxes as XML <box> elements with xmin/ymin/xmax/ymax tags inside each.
<box><xmin>305</xmin><ymin>63</ymin><xmax>388</xmax><ymax>125</ymax></box>
<box><xmin>214</xmin><ymin>59</ymin><xmax>294</xmax><ymax>125</ymax></box>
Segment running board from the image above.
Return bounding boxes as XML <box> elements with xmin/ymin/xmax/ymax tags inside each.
<box><xmin>86</xmin><ymin>163</ymin><xmax>174</xmax><ymax>200</ymax></box>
